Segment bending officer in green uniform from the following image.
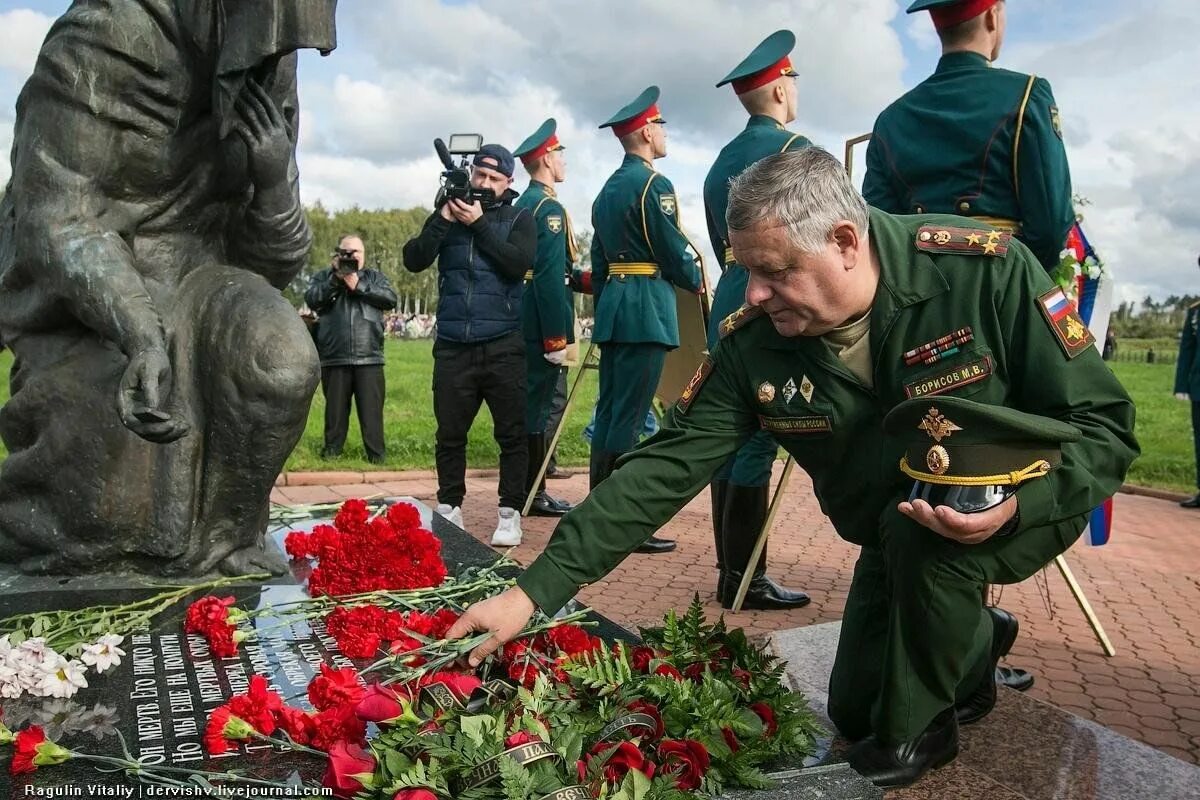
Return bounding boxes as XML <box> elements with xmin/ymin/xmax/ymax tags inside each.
<box><xmin>863</xmin><ymin>0</ymin><xmax>1075</xmax><ymax>272</ymax></box>
<box><xmin>704</xmin><ymin>30</ymin><xmax>811</xmax><ymax>610</ymax></box>
<box><xmin>588</xmin><ymin>86</ymin><xmax>705</xmax><ymax>554</ymax></box>
<box><xmin>513</xmin><ymin>118</ymin><xmax>589</xmax><ymax>521</ymax></box>
<box><xmin>448</xmin><ymin>148</ymin><xmax>1137</xmax><ymax>788</ymax></box>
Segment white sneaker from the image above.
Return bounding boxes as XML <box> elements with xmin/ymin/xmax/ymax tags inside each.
<box><xmin>435</xmin><ymin>503</ymin><xmax>463</xmax><ymax>528</ymax></box>
<box><xmin>490</xmin><ymin>507</ymin><xmax>522</xmax><ymax>547</ymax></box>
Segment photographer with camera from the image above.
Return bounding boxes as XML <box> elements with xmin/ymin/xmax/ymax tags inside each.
<box><xmin>402</xmin><ymin>141</ymin><xmax>536</xmax><ymax>547</ymax></box>
<box><xmin>304</xmin><ymin>234</ymin><xmax>398</xmax><ymax>464</ymax></box>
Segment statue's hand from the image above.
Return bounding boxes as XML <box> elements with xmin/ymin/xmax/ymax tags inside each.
<box><xmin>117</xmin><ymin>347</ymin><xmax>190</xmax><ymax>444</ymax></box>
<box><xmin>233</xmin><ymin>79</ymin><xmax>292</xmax><ymax>191</ymax></box>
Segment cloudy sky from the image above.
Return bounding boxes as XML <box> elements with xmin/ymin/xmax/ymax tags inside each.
<box><xmin>0</xmin><ymin>0</ymin><xmax>1195</xmax><ymax>304</ymax></box>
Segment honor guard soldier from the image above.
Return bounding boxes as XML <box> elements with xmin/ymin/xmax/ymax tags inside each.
<box><xmin>589</xmin><ymin>86</ymin><xmax>705</xmax><ymax>554</ymax></box>
<box><xmin>513</xmin><ymin>119</ymin><xmax>589</xmax><ymax>518</ymax></box>
<box><xmin>447</xmin><ymin>148</ymin><xmax>1137</xmax><ymax>789</ymax></box>
<box><xmin>704</xmin><ymin>30</ymin><xmax>812</xmax><ymax>610</ymax></box>
<box><xmin>1176</xmin><ymin>258</ymin><xmax>1200</xmax><ymax>509</ymax></box>
<box><xmin>863</xmin><ymin>0</ymin><xmax>1075</xmax><ymax>273</ymax></box>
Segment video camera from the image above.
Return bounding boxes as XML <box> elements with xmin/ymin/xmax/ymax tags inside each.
<box><xmin>434</xmin><ymin>134</ymin><xmax>496</xmax><ymax>207</ymax></box>
<box><xmin>334</xmin><ymin>248</ymin><xmax>359</xmax><ymax>276</ymax></box>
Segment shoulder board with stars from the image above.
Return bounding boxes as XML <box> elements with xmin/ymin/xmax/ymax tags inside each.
<box><xmin>915</xmin><ymin>225</ymin><xmax>1011</xmax><ymax>257</ymax></box>
<box><xmin>719</xmin><ymin>304</ymin><xmax>764</xmax><ymax>339</ymax></box>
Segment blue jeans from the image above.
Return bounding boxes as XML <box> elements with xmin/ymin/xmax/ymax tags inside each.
<box><xmin>583</xmin><ymin>406</ymin><xmax>658</xmax><ymax>444</ymax></box>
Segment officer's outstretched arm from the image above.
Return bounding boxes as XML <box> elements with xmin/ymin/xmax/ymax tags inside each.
<box><xmin>515</xmin><ymin>342</ymin><xmax>756</xmax><ymax>615</ymax></box>
<box><xmin>644</xmin><ymin>176</ymin><xmax>703</xmax><ymax>293</ymax></box>
<box><xmin>1016</xmin><ymin>78</ymin><xmax>1076</xmax><ymax>271</ymax></box>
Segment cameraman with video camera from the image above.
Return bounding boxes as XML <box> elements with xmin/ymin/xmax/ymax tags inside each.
<box><xmin>305</xmin><ymin>234</ymin><xmax>398</xmax><ymax>464</ymax></box>
<box><xmin>403</xmin><ymin>140</ymin><xmax>536</xmax><ymax>547</ymax></box>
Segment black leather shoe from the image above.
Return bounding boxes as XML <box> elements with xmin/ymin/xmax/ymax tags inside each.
<box><xmin>955</xmin><ymin>607</ymin><xmax>1019</xmax><ymax>725</ymax></box>
<box><xmin>997</xmin><ymin>665</ymin><xmax>1035</xmax><ymax>692</ymax></box>
<box><xmin>1181</xmin><ymin>492</ymin><xmax>1200</xmax><ymax>509</ymax></box>
<box><xmin>636</xmin><ymin>536</ymin><xmax>676</xmax><ymax>554</ymax></box>
<box><xmin>846</xmin><ymin>709</ymin><xmax>959</xmax><ymax>789</ymax></box>
<box><xmin>529</xmin><ymin>491</ymin><xmax>572</xmax><ymax>517</ymax></box>
<box><xmin>720</xmin><ymin>571</ymin><xmax>811</xmax><ymax>610</ymax></box>
<box><xmin>366</xmin><ymin>454</ymin><xmax>386</xmax><ymax>465</ymax></box>
<box><xmin>320</xmin><ymin>448</ymin><xmax>342</xmax><ymax>459</ymax></box>
<box><xmin>545</xmin><ymin>465</ymin><xmax>570</xmax><ymax>480</ymax></box>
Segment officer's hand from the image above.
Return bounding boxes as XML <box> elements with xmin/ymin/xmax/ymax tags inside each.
<box><xmin>445</xmin><ymin>586</ymin><xmax>536</xmax><ymax>667</ymax></box>
<box><xmin>448</xmin><ymin>198</ymin><xmax>484</xmax><ymax>225</ymax></box>
<box><xmin>544</xmin><ymin>349</ymin><xmax>567</xmax><ymax>366</ymax></box>
<box><xmin>1175</xmin><ymin>392</ymin><xmax>1191</xmax><ymax>402</ymax></box>
<box><xmin>898</xmin><ymin>495</ymin><xmax>1017</xmax><ymax>545</ymax></box>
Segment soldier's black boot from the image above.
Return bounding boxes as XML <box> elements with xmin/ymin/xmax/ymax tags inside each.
<box><xmin>526</xmin><ymin>433</ymin><xmax>571</xmax><ymax>517</ymax></box>
<box><xmin>589</xmin><ymin>448</ymin><xmax>612</xmax><ymax>491</ymax></box>
<box><xmin>710</xmin><ymin>480</ymin><xmax>730</xmax><ymax>604</ymax></box>
<box><xmin>955</xmin><ymin>607</ymin><xmax>1020</xmax><ymax>725</ymax></box>
<box><xmin>1180</xmin><ymin>491</ymin><xmax>1200</xmax><ymax>509</ymax></box>
<box><xmin>846</xmin><ymin>708</ymin><xmax>959</xmax><ymax>789</ymax></box>
<box><xmin>718</xmin><ymin>483</ymin><xmax>809</xmax><ymax>610</ymax></box>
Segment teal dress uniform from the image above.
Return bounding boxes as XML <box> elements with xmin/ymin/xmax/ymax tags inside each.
<box><xmin>589</xmin><ymin>87</ymin><xmax>704</xmax><ymax>495</ymax></box>
<box><xmin>702</xmin><ymin>29</ymin><xmax>814</xmax><ymax>609</ymax></box>
<box><xmin>515</xmin><ymin>209</ymin><xmax>1137</xmax><ymax>773</ymax></box>
<box><xmin>863</xmin><ymin>39</ymin><xmax>1074</xmax><ymax>271</ymax></box>
<box><xmin>1175</xmin><ymin>299</ymin><xmax>1200</xmax><ymax>503</ymax></box>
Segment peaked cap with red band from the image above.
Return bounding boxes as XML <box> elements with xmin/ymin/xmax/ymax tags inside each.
<box><xmin>599</xmin><ymin>86</ymin><xmax>665</xmax><ymax>138</ymax></box>
<box><xmin>908</xmin><ymin>0</ymin><xmax>1000</xmax><ymax>31</ymax></box>
<box><xmin>716</xmin><ymin>29</ymin><xmax>799</xmax><ymax>95</ymax></box>
<box><xmin>514</xmin><ymin>118</ymin><xmax>565</xmax><ymax>166</ymax></box>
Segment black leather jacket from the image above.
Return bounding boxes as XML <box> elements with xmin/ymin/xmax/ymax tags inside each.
<box><xmin>304</xmin><ymin>268</ymin><xmax>398</xmax><ymax>367</ymax></box>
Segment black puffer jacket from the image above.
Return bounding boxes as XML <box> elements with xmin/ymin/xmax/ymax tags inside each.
<box><xmin>304</xmin><ymin>268</ymin><xmax>398</xmax><ymax>367</ymax></box>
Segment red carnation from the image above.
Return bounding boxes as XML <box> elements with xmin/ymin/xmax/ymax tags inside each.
<box><xmin>277</xmin><ymin>707</ymin><xmax>317</xmax><ymax>746</ymax></box>
<box><xmin>10</xmin><ymin>727</ymin><xmax>69</xmax><ymax>775</ymax></box>
<box><xmin>545</xmin><ymin>624</ymin><xmax>601</xmax><ymax>657</ymax></box>
<box><xmin>750</xmin><ymin>702</ymin><xmax>778</xmax><ymax>737</ymax></box>
<box><xmin>308</xmin><ymin>665</ymin><xmax>366</xmax><ymax>711</ymax></box>
<box><xmin>508</xmin><ymin>661</ymin><xmax>541</xmax><ymax>689</ymax></box>
<box><xmin>654</xmin><ymin>663</ymin><xmax>684</xmax><ymax>681</ymax></box>
<box><xmin>323</xmin><ymin>741</ymin><xmax>376</xmax><ymax>798</ymax></box>
<box><xmin>284</xmin><ymin>531</ymin><xmax>313</xmax><ymax>560</ymax></box>
<box><xmin>333</xmin><ymin>498</ymin><xmax>371</xmax><ymax>533</ymax></box>
<box><xmin>658</xmin><ymin>738</ymin><xmax>710</xmax><ymax>790</ymax></box>
<box><xmin>503</xmin><ymin>731</ymin><xmax>541</xmax><ymax>748</ymax></box>
<box><xmin>203</xmin><ymin>706</ymin><xmax>255</xmax><ymax>755</ymax></box>
<box><xmin>589</xmin><ymin>740</ymin><xmax>655</xmax><ymax>785</ymax></box>
<box><xmin>386</xmin><ymin>502</ymin><xmax>422</xmax><ymax>530</ymax></box>
<box><xmin>311</xmin><ymin>704</ymin><xmax>368</xmax><ymax>752</ymax></box>
<box><xmin>400</xmin><ymin>611</ymin><xmax>437</xmax><ymax>638</ymax></box>
<box><xmin>429</xmin><ymin>609</ymin><xmax>460</xmax><ymax>638</ymax></box>
<box><xmin>626</xmin><ymin>700</ymin><xmax>665</xmax><ymax>740</ymax></box>
<box><xmin>228</xmin><ymin>675</ymin><xmax>282</xmax><ymax>736</ymax></box>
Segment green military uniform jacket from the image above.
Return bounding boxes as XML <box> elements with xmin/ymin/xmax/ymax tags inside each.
<box><xmin>590</xmin><ymin>154</ymin><xmax>703</xmax><ymax>347</ymax></box>
<box><xmin>516</xmin><ymin>181</ymin><xmax>579</xmax><ymax>352</ymax></box>
<box><xmin>517</xmin><ymin>209</ymin><xmax>1138</xmax><ymax>612</ymax></box>
<box><xmin>863</xmin><ymin>51</ymin><xmax>1074</xmax><ymax>271</ymax></box>
<box><xmin>1176</xmin><ymin>301</ymin><xmax>1200</xmax><ymax>400</ymax></box>
<box><xmin>703</xmin><ymin>115</ymin><xmax>812</xmax><ymax>344</ymax></box>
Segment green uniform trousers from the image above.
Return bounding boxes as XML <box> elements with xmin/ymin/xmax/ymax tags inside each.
<box><xmin>524</xmin><ymin>347</ymin><xmax>563</xmax><ymax>434</ymax></box>
<box><xmin>593</xmin><ymin>343</ymin><xmax>667</xmax><ymax>456</ymax></box>
<box><xmin>828</xmin><ymin>505</ymin><xmax>1086</xmax><ymax>744</ymax></box>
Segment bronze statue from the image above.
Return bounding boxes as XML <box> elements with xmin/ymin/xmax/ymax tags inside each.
<box><xmin>0</xmin><ymin>0</ymin><xmax>338</xmax><ymax>576</ymax></box>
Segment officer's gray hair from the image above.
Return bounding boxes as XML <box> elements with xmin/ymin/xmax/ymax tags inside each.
<box><xmin>726</xmin><ymin>147</ymin><xmax>869</xmax><ymax>253</ymax></box>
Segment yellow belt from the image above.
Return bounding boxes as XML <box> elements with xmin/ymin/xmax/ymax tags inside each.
<box><xmin>607</xmin><ymin>262</ymin><xmax>659</xmax><ymax>277</ymax></box>
<box><xmin>970</xmin><ymin>216</ymin><xmax>1022</xmax><ymax>234</ymax></box>
<box><xmin>723</xmin><ymin>246</ymin><xmax>735</xmax><ymax>265</ymax></box>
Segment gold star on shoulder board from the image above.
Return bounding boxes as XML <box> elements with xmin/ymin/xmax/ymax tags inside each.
<box><xmin>986</xmin><ymin>230</ymin><xmax>1002</xmax><ymax>244</ymax></box>
<box><xmin>983</xmin><ymin>240</ymin><xmax>999</xmax><ymax>254</ymax></box>
<box><xmin>966</xmin><ymin>232</ymin><xmax>982</xmax><ymax>246</ymax></box>
<box><xmin>918</xmin><ymin>407</ymin><xmax>963</xmax><ymax>443</ymax></box>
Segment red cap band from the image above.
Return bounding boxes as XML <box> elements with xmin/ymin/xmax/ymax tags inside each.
<box><xmin>930</xmin><ymin>0</ymin><xmax>998</xmax><ymax>31</ymax></box>
<box><xmin>731</xmin><ymin>55</ymin><xmax>796</xmax><ymax>95</ymax></box>
<box><xmin>612</xmin><ymin>104</ymin><xmax>663</xmax><ymax>138</ymax></box>
<box><xmin>520</xmin><ymin>133</ymin><xmax>561</xmax><ymax>165</ymax></box>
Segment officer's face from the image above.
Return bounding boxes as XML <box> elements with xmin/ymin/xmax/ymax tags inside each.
<box><xmin>649</xmin><ymin>123</ymin><xmax>667</xmax><ymax>159</ymax></box>
<box><xmin>548</xmin><ymin>149</ymin><xmax>566</xmax><ymax>182</ymax></box>
<box><xmin>783</xmin><ymin>77</ymin><xmax>798</xmax><ymax>124</ymax></box>
<box><xmin>734</xmin><ymin>220</ymin><xmax>877</xmax><ymax>337</ymax></box>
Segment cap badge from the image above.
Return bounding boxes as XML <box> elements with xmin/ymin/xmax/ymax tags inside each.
<box><xmin>918</xmin><ymin>407</ymin><xmax>962</xmax><ymax>443</ymax></box>
<box><xmin>926</xmin><ymin>445</ymin><xmax>951</xmax><ymax>475</ymax></box>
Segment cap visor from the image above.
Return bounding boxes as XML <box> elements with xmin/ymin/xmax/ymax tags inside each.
<box><xmin>907</xmin><ymin>482</ymin><xmax>1014</xmax><ymax>514</ymax></box>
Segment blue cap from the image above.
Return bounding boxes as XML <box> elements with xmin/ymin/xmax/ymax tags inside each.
<box><xmin>473</xmin><ymin>144</ymin><xmax>515</xmax><ymax>178</ymax></box>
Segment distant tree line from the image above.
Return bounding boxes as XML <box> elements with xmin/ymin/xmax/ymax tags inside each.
<box><xmin>1110</xmin><ymin>295</ymin><xmax>1199</xmax><ymax>341</ymax></box>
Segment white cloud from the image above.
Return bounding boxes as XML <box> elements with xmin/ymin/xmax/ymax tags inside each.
<box><xmin>0</xmin><ymin>8</ymin><xmax>53</xmax><ymax>75</ymax></box>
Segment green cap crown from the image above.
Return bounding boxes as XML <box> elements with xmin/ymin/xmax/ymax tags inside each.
<box><xmin>513</xmin><ymin>118</ymin><xmax>561</xmax><ymax>158</ymax></box>
<box><xmin>599</xmin><ymin>86</ymin><xmax>663</xmax><ymax>129</ymax></box>
<box><xmin>716</xmin><ymin>29</ymin><xmax>797</xmax><ymax>88</ymax></box>
<box><xmin>906</xmin><ymin>0</ymin><xmax>965</xmax><ymax>12</ymax></box>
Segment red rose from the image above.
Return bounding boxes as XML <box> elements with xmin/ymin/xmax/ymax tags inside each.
<box><xmin>658</xmin><ymin>739</ymin><xmax>710</xmax><ymax>791</ymax></box>
<box><xmin>731</xmin><ymin>667</ymin><xmax>753</xmax><ymax>690</ymax></box>
<box><xmin>354</xmin><ymin>685</ymin><xmax>408</xmax><ymax>724</ymax></box>
<box><xmin>503</xmin><ymin>731</ymin><xmax>541</xmax><ymax>748</ymax></box>
<box><xmin>653</xmin><ymin>663</ymin><xmax>684</xmax><ymax>681</ymax></box>
<box><xmin>721</xmin><ymin>727</ymin><xmax>740</xmax><ymax>753</ymax></box>
<box><xmin>392</xmin><ymin>791</ymin><xmax>438</xmax><ymax>800</ymax></box>
<box><xmin>228</xmin><ymin>675</ymin><xmax>283</xmax><ymax>736</ymax></box>
<box><xmin>750</xmin><ymin>702</ymin><xmax>778</xmax><ymax>737</ymax></box>
<box><xmin>682</xmin><ymin>662</ymin><xmax>709</xmax><ymax>682</ymax></box>
<box><xmin>420</xmin><ymin>672</ymin><xmax>482</xmax><ymax>700</ymax></box>
<box><xmin>308</xmin><ymin>665</ymin><xmax>366</xmax><ymax>712</ymax></box>
<box><xmin>626</xmin><ymin>700</ymin><xmax>665</xmax><ymax>741</ymax></box>
<box><xmin>323</xmin><ymin>741</ymin><xmax>376</xmax><ymax>798</ymax></box>
<box><xmin>11</xmin><ymin>726</ymin><xmax>46</xmax><ymax>775</ymax></box>
<box><xmin>629</xmin><ymin>646</ymin><xmax>655</xmax><ymax>673</ymax></box>
<box><xmin>589</xmin><ymin>741</ymin><xmax>655</xmax><ymax>785</ymax></box>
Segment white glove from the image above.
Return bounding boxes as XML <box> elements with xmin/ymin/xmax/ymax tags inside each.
<box><xmin>544</xmin><ymin>349</ymin><xmax>567</xmax><ymax>366</ymax></box>
<box><xmin>1176</xmin><ymin>393</ymin><xmax>1191</xmax><ymax>401</ymax></box>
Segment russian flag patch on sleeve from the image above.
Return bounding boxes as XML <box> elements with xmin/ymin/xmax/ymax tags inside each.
<box><xmin>1037</xmin><ymin>288</ymin><xmax>1096</xmax><ymax>359</ymax></box>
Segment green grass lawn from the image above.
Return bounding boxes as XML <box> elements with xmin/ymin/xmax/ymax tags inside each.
<box><xmin>0</xmin><ymin>342</ymin><xmax>1193</xmax><ymax>492</ymax></box>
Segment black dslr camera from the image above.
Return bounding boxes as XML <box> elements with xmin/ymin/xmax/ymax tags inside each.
<box><xmin>334</xmin><ymin>248</ymin><xmax>359</xmax><ymax>276</ymax></box>
<box><xmin>434</xmin><ymin>134</ymin><xmax>496</xmax><ymax>207</ymax></box>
